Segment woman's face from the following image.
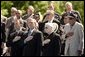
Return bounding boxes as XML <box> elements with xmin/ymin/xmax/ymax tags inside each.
<box><xmin>44</xmin><ymin>25</ymin><xmax>52</xmax><ymax>34</ymax></box>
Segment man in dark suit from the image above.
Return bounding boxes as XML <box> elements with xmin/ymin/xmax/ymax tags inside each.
<box><xmin>1</xmin><ymin>17</ymin><xmax>7</xmax><ymax>56</ymax></box>
<box><xmin>6</xmin><ymin>7</ymin><xmax>17</xmax><ymax>29</ymax></box>
<box><xmin>22</xmin><ymin>6</ymin><xmax>35</xmax><ymax>20</ymax></box>
<box><xmin>22</xmin><ymin>18</ymin><xmax>43</xmax><ymax>56</ymax></box>
<box><xmin>6</xmin><ymin>19</ymin><xmax>25</xmax><ymax>56</ymax></box>
<box><xmin>42</xmin><ymin>23</ymin><xmax>61</xmax><ymax>56</ymax></box>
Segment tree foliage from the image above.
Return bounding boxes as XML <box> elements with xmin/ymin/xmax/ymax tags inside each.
<box><xmin>1</xmin><ymin>1</ymin><xmax>84</xmax><ymax>25</ymax></box>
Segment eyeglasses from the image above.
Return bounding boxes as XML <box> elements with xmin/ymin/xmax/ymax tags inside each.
<box><xmin>69</xmin><ymin>17</ymin><xmax>74</xmax><ymax>20</ymax></box>
<box><xmin>16</xmin><ymin>13</ymin><xmax>20</xmax><ymax>14</ymax></box>
<box><xmin>46</xmin><ymin>14</ymin><xmax>51</xmax><ymax>16</ymax></box>
<box><xmin>64</xmin><ymin>17</ymin><xmax>68</xmax><ymax>19</ymax></box>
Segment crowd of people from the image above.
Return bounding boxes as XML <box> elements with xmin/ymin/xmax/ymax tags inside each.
<box><xmin>1</xmin><ymin>2</ymin><xmax>84</xmax><ymax>56</ymax></box>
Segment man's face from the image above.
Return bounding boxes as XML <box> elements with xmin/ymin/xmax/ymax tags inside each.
<box><xmin>68</xmin><ymin>17</ymin><xmax>75</xmax><ymax>26</ymax></box>
<box><xmin>27</xmin><ymin>19</ymin><xmax>35</xmax><ymax>29</ymax></box>
<box><xmin>11</xmin><ymin>11</ymin><xmax>16</xmax><ymax>16</ymax></box>
<box><xmin>27</xmin><ymin>8</ymin><xmax>32</xmax><ymax>14</ymax></box>
<box><xmin>46</xmin><ymin>13</ymin><xmax>53</xmax><ymax>21</ymax></box>
<box><xmin>48</xmin><ymin>5</ymin><xmax>54</xmax><ymax>10</ymax></box>
<box><xmin>16</xmin><ymin>12</ymin><xmax>21</xmax><ymax>18</ymax></box>
<box><xmin>64</xmin><ymin>16</ymin><xmax>69</xmax><ymax>24</ymax></box>
<box><xmin>66</xmin><ymin>4</ymin><xmax>72</xmax><ymax>10</ymax></box>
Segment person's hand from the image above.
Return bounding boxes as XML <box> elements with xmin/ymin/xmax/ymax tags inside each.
<box><xmin>66</xmin><ymin>32</ymin><xmax>74</xmax><ymax>38</ymax></box>
<box><xmin>24</xmin><ymin>36</ymin><xmax>33</xmax><ymax>43</ymax></box>
<box><xmin>2</xmin><ymin>46</ymin><xmax>8</xmax><ymax>55</ymax></box>
<box><xmin>13</xmin><ymin>36</ymin><xmax>21</xmax><ymax>42</ymax></box>
<box><xmin>43</xmin><ymin>39</ymin><xmax>51</xmax><ymax>45</ymax></box>
<box><xmin>6</xmin><ymin>47</ymin><xmax>11</xmax><ymax>56</ymax></box>
<box><xmin>77</xmin><ymin>50</ymin><xmax>82</xmax><ymax>56</ymax></box>
<box><xmin>1</xmin><ymin>42</ymin><xmax>4</xmax><ymax>49</ymax></box>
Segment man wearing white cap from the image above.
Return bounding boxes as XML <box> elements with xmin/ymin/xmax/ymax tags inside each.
<box><xmin>62</xmin><ymin>13</ymin><xmax>84</xmax><ymax>56</ymax></box>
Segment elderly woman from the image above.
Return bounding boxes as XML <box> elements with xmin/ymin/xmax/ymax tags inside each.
<box><xmin>42</xmin><ymin>23</ymin><xmax>61</xmax><ymax>56</ymax></box>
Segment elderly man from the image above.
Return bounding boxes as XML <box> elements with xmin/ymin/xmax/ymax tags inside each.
<box><xmin>6</xmin><ymin>7</ymin><xmax>17</xmax><ymax>38</ymax></box>
<box><xmin>7</xmin><ymin>18</ymin><xmax>25</xmax><ymax>56</ymax></box>
<box><xmin>22</xmin><ymin>6</ymin><xmax>35</xmax><ymax>20</ymax></box>
<box><xmin>43</xmin><ymin>2</ymin><xmax>60</xmax><ymax>24</ymax></box>
<box><xmin>61</xmin><ymin>2</ymin><xmax>82</xmax><ymax>25</ymax></box>
<box><xmin>6</xmin><ymin>7</ymin><xmax>17</xmax><ymax>28</ymax></box>
<box><xmin>22</xmin><ymin>18</ymin><xmax>43</xmax><ymax>56</ymax></box>
<box><xmin>62</xmin><ymin>13</ymin><xmax>84</xmax><ymax>56</ymax></box>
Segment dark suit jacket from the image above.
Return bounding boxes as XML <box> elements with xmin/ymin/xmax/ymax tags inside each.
<box><xmin>1</xmin><ymin>22</ymin><xmax>6</xmax><ymax>42</ymax></box>
<box><xmin>42</xmin><ymin>12</ymin><xmax>60</xmax><ymax>21</ymax></box>
<box><xmin>22</xmin><ymin>29</ymin><xmax>43</xmax><ymax>56</ymax></box>
<box><xmin>6</xmin><ymin>28</ymin><xmax>24</xmax><ymax>56</ymax></box>
<box><xmin>39</xmin><ymin>19</ymin><xmax>60</xmax><ymax>34</ymax></box>
<box><xmin>42</xmin><ymin>32</ymin><xmax>61</xmax><ymax>56</ymax></box>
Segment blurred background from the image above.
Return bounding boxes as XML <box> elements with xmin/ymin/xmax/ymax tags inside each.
<box><xmin>1</xmin><ymin>1</ymin><xmax>84</xmax><ymax>25</ymax></box>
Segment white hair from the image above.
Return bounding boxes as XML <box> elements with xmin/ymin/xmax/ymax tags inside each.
<box><xmin>17</xmin><ymin>10</ymin><xmax>22</xmax><ymax>15</ymax></box>
<box><xmin>65</xmin><ymin>2</ymin><xmax>72</xmax><ymax>7</ymax></box>
<box><xmin>45</xmin><ymin>23</ymin><xmax>58</xmax><ymax>33</ymax></box>
<box><xmin>11</xmin><ymin>7</ymin><xmax>17</xmax><ymax>12</ymax></box>
<box><xmin>27</xmin><ymin>17</ymin><xmax>39</xmax><ymax>29</ymax></box>
<box><xmin>28</xmin><ymin>6</ymin><xmax>34</xmax><ymax>12</ymax></box>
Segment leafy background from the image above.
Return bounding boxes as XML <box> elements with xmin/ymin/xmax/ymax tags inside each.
<box><xmin>1</xmin><ymin>1</ymin><xmax>84</xmax><ymax>25</ymax></box>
